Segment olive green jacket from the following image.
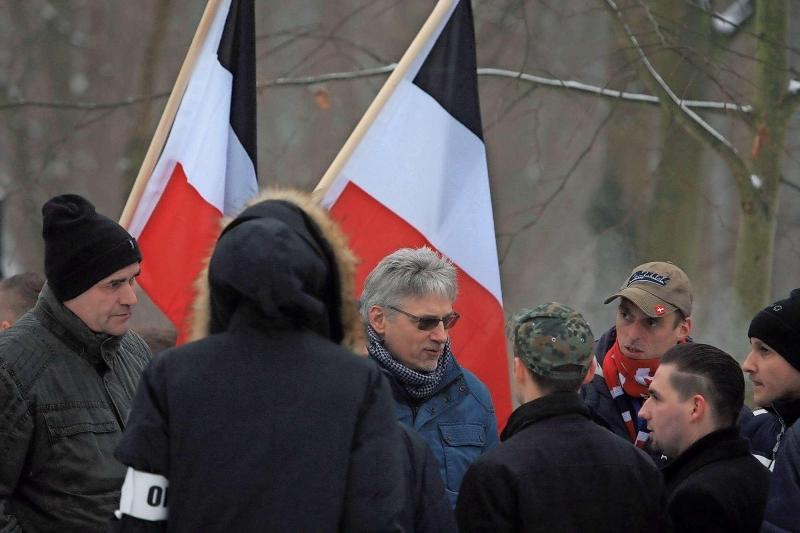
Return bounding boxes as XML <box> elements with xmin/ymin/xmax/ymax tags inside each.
<box><xmin>0</xmin><ymin>284</ymin><xmax>151</xmax><ymax>532</ymax></box>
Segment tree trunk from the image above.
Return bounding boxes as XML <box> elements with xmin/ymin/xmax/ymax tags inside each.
<box><xmin>636</xmin><ymin>1</ymin><xmax>709</xmax><ymax>272</ymax></box>
<box><xmin>733</xmin><ymin>0</ymin><xmax>789</xmax><ymax>320</ymax></box>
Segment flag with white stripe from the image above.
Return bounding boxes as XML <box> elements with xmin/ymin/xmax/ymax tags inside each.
<box><xmin>127</xmin><ymin>0</ymin><xmax>258</xmax><ymax>341</ymax></box>
<box><xmin>321</xmin><ymin>0</ymin><xmax>511</xmax><ymax>425</ymax></box>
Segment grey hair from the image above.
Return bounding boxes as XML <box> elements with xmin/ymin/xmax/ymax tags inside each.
<box><xmin>359</xmin><ymin>247</ymin><xmax>458</xmax><ymax>323</ymax></box>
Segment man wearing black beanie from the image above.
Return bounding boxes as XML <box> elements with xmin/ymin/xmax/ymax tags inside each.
<box><xmin>0</xmin><ymin>194</ymin><xmax>151</xmax><ymax>531</ymax></box>
<box><xmin>741</xmin><ymin>288</ymin><xmax>800</xmax><ymax>532</ymax></box>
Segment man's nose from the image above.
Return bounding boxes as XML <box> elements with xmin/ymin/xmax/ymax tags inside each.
<box><xmin>121</xmin><ymin>283</ymin><xmax>138</xmax><ymax>306</ymax></box>
<box><xmin>741</xmin><ymin>351</ymin><xmax>756</xmax><ymax>373</ymax></box>
<box><xmin>639</xmin><ymin>398</ymin><xmax>652</xmax><ymax>419</ymax></box>
<box><xmin>430</xmin><ymin>322</ymin><xmax>448</xmax><ymax>342</ymax></box>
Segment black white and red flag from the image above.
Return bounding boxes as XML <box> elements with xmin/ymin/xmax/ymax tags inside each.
<box><xmin>122</xmin><ymin>0</ymin><xmax>258</xmax><ymax>342</ymax></box>
<box><xmin>319</xmin><ymin>0</ymin><xmax>511</xmax><ymax>424</ymax></box>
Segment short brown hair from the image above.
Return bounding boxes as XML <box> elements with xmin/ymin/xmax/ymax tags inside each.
<box><xmin>0</xmin><ymin>272</ymin><xmax>45</xmax><ymax>321</ymax></box>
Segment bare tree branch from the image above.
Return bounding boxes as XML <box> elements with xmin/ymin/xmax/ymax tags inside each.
<box><xmin>477</xmin><ymin>67</ymin><xmax>751</xmax><ymax>111</ymax></box>
<box><xmin>782</xmin><ymin>177</ymin><xmax>800</xmax><ymax>193</ymax></box>
<box><xmin>603</xmin><ymin>0</ymin><xmax>753</xmax><ymax>200</ymax></box>
<box><xmin>498</xmin><ymin>106</ymin><xmax>616</xmax><ymax>262</ymax></box>
<box><xmin>1</xmin><ymin>64</ymin><xmax>753</xmax><ymax>113</ymax></box>
<box><xmin>0</xmin><ymin>94</ymin><xmax>170</xmax><ymax>111</ymax></box>
<box><xmin>604</xmin><ymin>0</ymin><xmax>739</xmax><ymax>154</ymax></box>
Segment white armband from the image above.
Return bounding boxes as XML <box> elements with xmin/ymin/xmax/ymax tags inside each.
<box><xmin>114</xmin><ymin>467</ymin><xmax>169</xmax><ymax>521</ymax></box>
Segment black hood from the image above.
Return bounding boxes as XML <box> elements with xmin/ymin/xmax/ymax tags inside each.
<box><xmin>206</xmin><ymin>199</ymin><xmax>344</xmax><ymax>342</ymax></box>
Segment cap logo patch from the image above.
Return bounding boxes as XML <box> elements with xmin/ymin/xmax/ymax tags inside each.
<box><xmin>128</xmin><ymin>239</ymin><xmax>135</xmax><ymax>249</ymax></box>
<box><xmin>627</xmin><ymin>270</ymin><xmax>670</xmax><ymax>287</ymax></box>
<box><xmin>773</xmin><ymin>305</ymin><xmax>783</xmax><ymax>312</ymax></box>
<box><xmin>655</xmin><ymin>304</ymin><xmax>666</xmax><ymax>316</ymax></box>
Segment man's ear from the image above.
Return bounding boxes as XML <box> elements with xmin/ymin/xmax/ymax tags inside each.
<box><xmin>582</xmin><ymin>358</ymin><xmax>597</xmax><ymax>385</ymax></box>
<box><xmin>678</xmin><ymin>316</ymin><xmax>692</xmax><ymax>341</ymax></box>
<box><xmin>0</xmin><ymin>319</ymin><xmax>11</xmax><ymax>331</ymax></box>
<box><xmin>689</xmin><ymin>394</ymin><xmax>707</xmax><ymax>422</ymax></box>
<box><xmin>513</xmin><ymin>357</ymin><xmax>526</xmax><ymax>386</ymax></box>
<box><xmin>368</xmin><ymin>306</ymin><xmax>386</xmax><ymax>335</ymax></box>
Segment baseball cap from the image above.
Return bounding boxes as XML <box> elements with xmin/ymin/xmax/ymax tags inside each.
<box><xmin>604</xmin><ymin>261</ymin><xmax>692</xmax><ymax>318</ymax></box>
<box><xmin>506</xmin><ymin>302</ymin><xmax>594</xmax><ymax>380</ymax></box>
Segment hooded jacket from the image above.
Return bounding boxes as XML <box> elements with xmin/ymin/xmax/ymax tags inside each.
<box><xmin>0</xmin><ymin>284</ymin><xmax>151</xmax><ymax>532</ymax></box>
<box><xmin>112</xmin><ymin>190</ymin><xmax>405</xmax><ymax>532</ymax></box>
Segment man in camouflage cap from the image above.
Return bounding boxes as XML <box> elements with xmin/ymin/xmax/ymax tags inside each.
<box><xmin>456</xmin><ymin>303</ymin><xmax>666</xmax><ymax>532</ymax></box>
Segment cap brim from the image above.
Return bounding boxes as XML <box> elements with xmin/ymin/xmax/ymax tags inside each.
<box><xmin>604</xmin><ymin>287</ymin><xmax>677</xmax><ymax>318</ymax></box>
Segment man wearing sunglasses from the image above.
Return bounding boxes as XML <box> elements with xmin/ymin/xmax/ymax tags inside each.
<box><xmin>361</xmin><ymin>247</ymin><xmax>499</xmax><ymax>507</ymax></box>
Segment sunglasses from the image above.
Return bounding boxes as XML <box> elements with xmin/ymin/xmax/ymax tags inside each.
<box><xmin>388</xmin><ymin>305</ymin><xmax>460</xmax><ymax>331</ymax></box>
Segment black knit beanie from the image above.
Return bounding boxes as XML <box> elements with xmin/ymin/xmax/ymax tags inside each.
<box><xmin>748</xmin><ymin>288</ymin><xmax>800</xmax><ymax>372</ymax></box>
<box><xmin>42</xmin><ymin>194</ymin><xmax>142</xmax><ymax>301</ymax></box>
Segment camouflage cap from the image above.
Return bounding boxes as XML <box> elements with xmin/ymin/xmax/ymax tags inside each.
<box><xmin>507</xmin><ymin>302</ymin><xmax>595</xmax><ymax>380</ymax></box>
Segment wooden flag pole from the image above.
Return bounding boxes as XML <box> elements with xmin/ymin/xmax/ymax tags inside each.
<box><xmin>313</xmin><ymin>0</ymin><xmax>456</xmax><ymax>196</ymax></box>
<box><xmin>119</xmin><ymin>0</ymin><xmax>225</xmax><ymax>228</ymax></box>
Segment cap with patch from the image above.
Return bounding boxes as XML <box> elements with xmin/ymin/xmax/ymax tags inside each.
<box><xmin>604</xmin><ymin>261</ymin><xmax>692</xmax><ymax>318</ymax></box>
<box><xmin>507</xmin><ymin>302</ymin><xmax>594</xmax><ymax>380</ymax></box>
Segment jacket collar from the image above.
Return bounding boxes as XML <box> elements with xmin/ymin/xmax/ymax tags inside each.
<box><xmin>661</xmin><ymin>427</ymin><xmax>749</xmax><ymax>485</ymax></box>
<box><xmin>33</xmin><ymin>284</ymin><xmax>121</xmax><ymax>366</ymax></box>
<box><xmin>381</xmin><ymin>355</ymin><xmax>465</xmax><ymax>404</ymax></box>
<box><xmin>771</xmin><ymin>397</ymin><xmax>800</xmax><ymax>428</ymax></box>
<box><xmin>501</xmin><ymin>391</ymin><xmax>590</xmax><ymax>441</ymax></box>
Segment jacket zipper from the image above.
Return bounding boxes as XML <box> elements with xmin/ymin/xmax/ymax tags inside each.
<box><xmin>99</xmin><ymin>340</ymin><xmax>125</xmax><ymax>429</ymax></box>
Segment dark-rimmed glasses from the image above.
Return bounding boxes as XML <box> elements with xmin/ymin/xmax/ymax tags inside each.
<box><xmin>388</xmin><ymin>305</ymin><xmax>460</xmax><ymax>331</ymax></box>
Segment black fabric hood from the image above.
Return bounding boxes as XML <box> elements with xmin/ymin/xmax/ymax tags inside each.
<box><xmin>207</xmin><ymin>199</ymin><xmax>343</xmax><ymax>342</ymax></box>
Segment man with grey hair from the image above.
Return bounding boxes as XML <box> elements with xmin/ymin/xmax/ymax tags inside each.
<box><xmin>362</xmin><ymin>246</ymin><xmax>499</xmax><ymax>506</ymax></box>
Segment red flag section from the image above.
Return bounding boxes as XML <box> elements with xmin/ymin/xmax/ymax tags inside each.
<box><xmin>136</xmin><ymin>164</ymin><xmax>222</xmax><ymax>330</ymax></box>
<box><xmin>322</xmin><ymin>0</ymin><xmax>510</xmax><ymax>427</ymax></box>
<box><xmin>126</xmin><ymin>0</ymin><xmax>257</xmax><ymax>341</ymax></box>
<box><xmin>331</xmin><ymin>183</ymin><xmax>511</xmax><ymax>425</ymax></box>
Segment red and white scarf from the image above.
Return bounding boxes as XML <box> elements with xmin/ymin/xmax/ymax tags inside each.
<box><xmin>602</xmin><ymin>341</ymin><xmax>660</xmax><ymax>448</ymax></box>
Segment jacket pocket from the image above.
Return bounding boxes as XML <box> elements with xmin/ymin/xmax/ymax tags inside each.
<box><xmin>438</xmin><ymin>423</ymin><xmax>486</xmax><ymax>494</ymax></box>
<box><xmin>37</xmin><ymin>404</ymin><xmax>123</xmax><ymax>494</ymax></box>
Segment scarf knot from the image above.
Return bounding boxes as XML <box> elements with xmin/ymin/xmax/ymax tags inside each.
<box><xmin>366</xmin><ymin>325</ymin><xmax>452</xmax><ymax>401</ymax></box>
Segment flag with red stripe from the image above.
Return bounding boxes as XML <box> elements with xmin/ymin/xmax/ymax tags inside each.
<box><xmin>127</xmin><ymin>0</ymin><xmax>258</xmax><ymax>342</ymax></box>
<box><xmin>321</xmin><ymin>0</ymin><xmax>511</xmax><ymax>426</ymax></box>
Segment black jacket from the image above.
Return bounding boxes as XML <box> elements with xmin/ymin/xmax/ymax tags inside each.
<box><xmin>398</xmin><ymin>424</ymin><xmax>457</xmax><ymax>533</ymax></box>
<box><xmin>662</xmin><ymin>427</ymin><xmax>770</xmax><ymax>533</ymax></box>
<box><xmin>740</xmin><ymin>398</ymin><xmax>800</xmax><ymax>532</ymax></box>
<box><xmin>741</xmin><ymin>397</ymin><xmax>800</xmax><ymax>470</ymax></box>
<box><xmin>455</xmin><ymin>392</ymin><xmax>667</xmax><ymax>532</ymax></box>
<box><xmin>761</xmin><ymin>420</ymin><xmax>800</xmax><ymax>532</ymax></box>
<box><xmin>112</xmin><ymin>192</ymin><xmax>405</xmax><ymax>532</ymax></box>
<box><xmin>0</xmin><ymin>284</ymin><xmax>151</xmax><ymax>532</ymax></box>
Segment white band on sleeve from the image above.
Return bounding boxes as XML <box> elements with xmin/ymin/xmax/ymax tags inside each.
<box><xmin>114</xmin><ymin>467</ymin><xmax>169</xmax><ymax>521</ymax></box>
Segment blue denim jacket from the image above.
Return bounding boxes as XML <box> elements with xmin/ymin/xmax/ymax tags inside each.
<box><xmin>381</xmin><ymin>358</ymin><xmax>499</xmax><ymax>507</ymax></box>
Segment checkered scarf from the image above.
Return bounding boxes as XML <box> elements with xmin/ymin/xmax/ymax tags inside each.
<box><xmin>366</xmin><ymin>325</ymin><xmax>452</xmax><ymax>400</ymax></box>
